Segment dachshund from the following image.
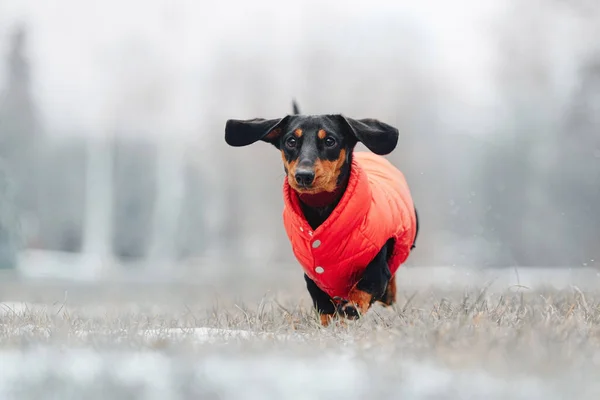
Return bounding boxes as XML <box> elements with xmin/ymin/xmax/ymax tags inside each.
<box><xmin>224</xmin><ymin>101</ymin><xmax>419</xmax><ymax>326</ymax></box>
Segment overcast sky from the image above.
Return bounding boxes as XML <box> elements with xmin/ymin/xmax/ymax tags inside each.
<box><xmin>0</xmin><ymin>0</ymin><xmax>588</xmax><ymax>139</ymax></box>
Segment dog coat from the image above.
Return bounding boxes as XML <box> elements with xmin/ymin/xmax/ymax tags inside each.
<box><xmin>282</xmin><ymin>151</ymin><xmax>417</xmax><ymax>299</ymax></box>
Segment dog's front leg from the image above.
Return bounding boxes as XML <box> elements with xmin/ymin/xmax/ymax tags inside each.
<box><xmin>338</xmin><ymin>243</ymin><xmax>391</xmax><ymax>319</ymax></box>
<box><xmin>304</xmin><ymin>274</ymin><xmax>337</xmax><ymax>326</ymax></box>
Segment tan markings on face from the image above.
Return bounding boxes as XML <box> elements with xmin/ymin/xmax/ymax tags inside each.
<box><xmin>283</xmin><ymin>148</ymin><xmax>347</xmax><ymax>194</ymax></box>
<box><xmin>264</xmin><ymin>128</ymin><xmax>281</xmax><ymax>140</ymax></box>
<box><xmin>317</xmin><ymin>129</ymin><xmax>326</xmax><ymax>140</ymax></box>
<box><xmin>309</xmin><ymin>148</ymin><xmax>346</xmax><ymax>193</ymax></box>
<box><xmin>281</xmin><ymin>150</ymin><xmax>298</xmax><ymax>186</ymax></box>
<box><xmin>294</xmin><ymin>128</ymin><xmax>303</xmax><ymax>138</ymax></box>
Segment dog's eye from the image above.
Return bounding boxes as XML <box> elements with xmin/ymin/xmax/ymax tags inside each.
<box><xmin>285</xmin><ymin>137</ymin><xmax>297</xmax><ymax>149</ymax></box>
<box><xmin>324</xmin><ymin>137</ymin><xmax>337</xmax><ymax>148</ymax></box>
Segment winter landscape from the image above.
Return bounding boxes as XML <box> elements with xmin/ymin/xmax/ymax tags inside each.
<box><xmin>1</xmin><ymin>0</ymin><xmax>600</xmax><ymax>398</ymax></box>
<box><xmin>2</xmin><ymin>270</ymin><xmax>600</xmax><ymax>399</ymax></box>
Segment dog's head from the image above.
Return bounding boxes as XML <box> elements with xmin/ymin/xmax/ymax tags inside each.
<box><xmin>224</xmin><ymin>105</ymin><xmax>399</xmax><ymax>195</ymax></box>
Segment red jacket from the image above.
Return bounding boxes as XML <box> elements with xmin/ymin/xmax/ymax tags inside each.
<box><xmin>282</xmin><ymin>152</ymin><xmax>417</xmax><ymax>299</ymax></box>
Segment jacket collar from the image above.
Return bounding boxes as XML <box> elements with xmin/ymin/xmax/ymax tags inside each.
<box><xmin>283</xmin><ymin>158</ymin><xmax>371</xmax><ymax>241</ymax></box>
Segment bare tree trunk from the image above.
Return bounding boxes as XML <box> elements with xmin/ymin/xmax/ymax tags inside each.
<box><xmin>147</xmin><ymin>138</ymin><xmax>185</xmax><ymax>269</ymax></box>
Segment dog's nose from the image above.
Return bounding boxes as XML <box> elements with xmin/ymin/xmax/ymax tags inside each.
<box><xmin>295</xmin><ymin>169</ymin><xmax>315</xmax><ymax>186</ymax></box>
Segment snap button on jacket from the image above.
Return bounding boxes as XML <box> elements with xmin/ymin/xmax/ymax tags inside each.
<box><xmin>282</xmin><ymin>152</ymin><xmax>418</xmax><ymax>299</ymax></box>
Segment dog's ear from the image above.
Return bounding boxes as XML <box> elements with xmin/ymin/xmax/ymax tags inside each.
<box><xmin>225</xmin><ymin>116</ymin><xmax>289</xmax><ymax>147</ymax></box>
<box><xmin>340</xmin><ymin>117</ymin><xmax>399</xmax><ymax>155</ymax></box>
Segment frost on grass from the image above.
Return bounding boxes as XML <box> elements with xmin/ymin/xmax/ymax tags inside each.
<box><xmin>1</xmin><ymin>286</ymin><xmax>600</xmax><ymax>399</ymax></box>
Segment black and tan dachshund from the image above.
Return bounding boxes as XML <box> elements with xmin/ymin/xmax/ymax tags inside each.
<box><xmin>225</xmin><ymin>101</ymin><xmax>419</xmax><ymax>326</ymax></box>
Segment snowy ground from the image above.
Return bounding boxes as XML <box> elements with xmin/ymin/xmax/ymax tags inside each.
<box><xmin>1</xmin><ymin>269</ymin><xmax>600</xmax><ymax>399</ymax></box>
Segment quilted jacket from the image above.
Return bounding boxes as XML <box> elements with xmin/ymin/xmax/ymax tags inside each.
<box><xmin>282</xmin><ymin>151</ymin><xmax>417</xmax><ymax>299</ymax></box>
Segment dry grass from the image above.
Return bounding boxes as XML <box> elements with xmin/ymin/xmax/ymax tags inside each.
<box><xmin>1</xmin><ymin>286</ymin><xmax>599</xmax><ymax>359</ymax></box>
<box><xmin>1</xmin><ymin>283</ymin><xmax>600</xmax><ymax>399</ymax></box>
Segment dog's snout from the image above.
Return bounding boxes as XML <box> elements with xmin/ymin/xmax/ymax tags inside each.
<box><xmin>295</xmin><ymin>169</ymin><xmax>315</xmax><ymax>187</ymax></box>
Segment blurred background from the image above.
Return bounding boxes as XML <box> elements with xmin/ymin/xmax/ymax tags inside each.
<box><xmin>0</xmin><ymin>0</ymin><xmax>599</xmax><ymax>282</ymax></box>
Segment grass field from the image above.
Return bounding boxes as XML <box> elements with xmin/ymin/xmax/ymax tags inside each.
<box><xmin>1</xmin><ymin>270</ymin><xmax>600</xmax><ymax>399</ymax></box>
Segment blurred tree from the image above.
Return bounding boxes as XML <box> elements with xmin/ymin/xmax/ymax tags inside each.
<box><xmin>0</xmin><ymin>25</ymin><xmax>37</xmax><ymax>150</ymax></box>
<box><xmin>0</xmin><ymin>160</ymin><xmax>20</xmax><ymax>268</ymax></box>
<box><xmin>174</xmin><ymin>155</ymin><xmax>208</xmax><ymax>261</ymax></box>
<box><xmin>479</xmin><ymin>1</ymin><xmax>595</xmax><ymax>268</ymax></box>
<box><xmin>36</xmin><ymin>138</ymin><xmax>87</xmax><ymax>253</ymax></box>
<box><xmin>559</xmin><ymin>56</ymin><xmax>600</xmax><ymax>267</ymax></box>
<box><xmin>481</xmin><ymin>5</ymin><xmax>551</xmax><ymax>267</ymax></box>
<box><xmin>111</xmin><ymin>135</ymin><xmax>157</xmax><ymax>262</ymax></box>
<box><xmin>0</xmin><ymin>24</ymin><xmax>41</xmax><ymax>267</ymax></box>
<box><xmin>480</xmin><ymin>134</ymin><xmax>534</xmax><ymax>266</ymax></box>
<box><xmin>194</xmin><ymin>60</ymin><xmax>240</xmax><ymax>265</ymax></box>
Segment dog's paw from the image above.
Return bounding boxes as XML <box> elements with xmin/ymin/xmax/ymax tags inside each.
<box><xmin>334</xmin><ymin>289</ymin><xmax>373</xmax><ymax>319</ymax></box>
<box><xmin>337</xmin><ymin>301</ymin><xmax>361</xmax><ymax>319</ymax></box>
<box><xmin>378</xmin><ymin>277</ymin><xmax>397</xmax><ymax>307</ymax></box>
<box><xmin>334</xmin><ymin>298</ymin><xmax>362</xmax><ymax>320</ymax></box>
<box><xmin>319</xmin><ymin>313</ymin><xmax>335</xmax><ymax>326</ymax></box>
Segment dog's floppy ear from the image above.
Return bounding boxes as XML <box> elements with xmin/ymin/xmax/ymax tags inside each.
<box><xmin>341</xmin><ymin>117</ymin><xmax>399</xmax><ymax>155</ymax></box>
<box><xmin>225</xmin><ymin>116</ymin><xmax>289</xmax><ymax>147</ymax></box>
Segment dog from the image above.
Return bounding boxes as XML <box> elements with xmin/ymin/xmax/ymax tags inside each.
<box><xmin>224</xmin><ymin>101</ymin><xmax>419</xmax><ymax>326</ymax></box>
